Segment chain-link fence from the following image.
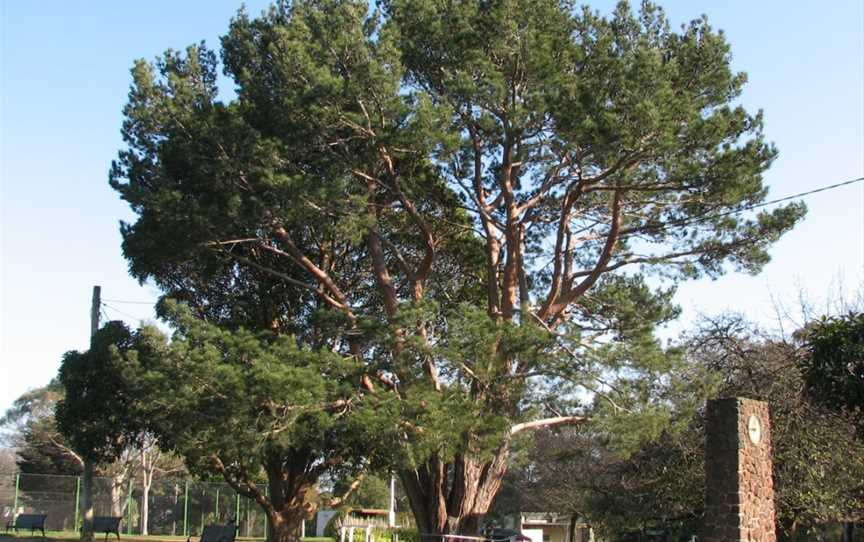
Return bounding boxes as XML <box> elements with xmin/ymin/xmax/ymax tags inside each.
<box><xmin>0</xmin><ymin>472</ymin><xmax>272</xmax><ymax>538</ymax></box>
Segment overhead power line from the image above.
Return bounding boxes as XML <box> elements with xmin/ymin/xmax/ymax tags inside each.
<box><xmin>101</xmin><ymin>302</ymin><xmax>152</xmax><ymax>322</ymax></box>
<box><xmin>758</xmin><ymin>175</ymin><xmax>864</xmax><ymax>204</ymax></box>
<box><xmin>683</xmin><ymin>175</ymin><xmax>862</xmax><ymax>223</ymax></box>
<box><xmin>102</xmin><ymin>298</ymin><xmax>157</xmax><ymax>305</ymax></box>
<box><xmin>617</xmin><ymin>175</ymin><xmax>864</xmax><ymax>240</ymax></box>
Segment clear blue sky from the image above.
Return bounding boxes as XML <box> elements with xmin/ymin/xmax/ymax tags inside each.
<box><xmin>1</xmin><ymin>1</ymin><xmax>862</xmax><ymax>415</ymax></box>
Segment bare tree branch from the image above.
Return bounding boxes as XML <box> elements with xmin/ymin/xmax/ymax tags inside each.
<box><xmin>510</xmin><ymin>416</ymin><xmax>585</xmax><ymax>436</ymax></box>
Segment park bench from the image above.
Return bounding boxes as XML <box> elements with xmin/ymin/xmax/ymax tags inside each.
<box><xmin>187</xmin><ymin>522</ymin><xmax>237</xmax><ymax>542</ymax></box>
<box><xmin>92</xmin><ymin>516</ymin><xmax>123</xmax><ymax>540</ymax></box>
<box><xmin>5</xmin><ymin>513</ymin><xmax>47</xmax><ymax>536</ymax></box>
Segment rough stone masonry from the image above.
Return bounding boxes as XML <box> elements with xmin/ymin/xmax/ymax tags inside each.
<box><xmin>703</xmin><ymin>398</ymin><xmax>777</xmax><ymax>542</ymax></box>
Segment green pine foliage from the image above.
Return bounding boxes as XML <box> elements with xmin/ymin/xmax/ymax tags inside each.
<box><xmin>126</xmin><ymin>302</ymin><xmax>392</xmax><ymax>542</ymax></box>
<box><xmin>133</xmin><ymin>301</ymin><xmax>376</xmax><ymax>485</ymax></box>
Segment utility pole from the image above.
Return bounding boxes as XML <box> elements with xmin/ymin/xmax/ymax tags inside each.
<box><xmin>90</xmin><ymin>286</ymin><xmax>101</xmax><ymax>338</ymax></box>
<box><xmin>388</xmin><ymin>475</ymin><xmax>396</xmax><ymax>528</ymax></box>
<box><xmin>80</xmin><ymin>285</ymin><xmax>101</xmax><ymax>541</ymax></box>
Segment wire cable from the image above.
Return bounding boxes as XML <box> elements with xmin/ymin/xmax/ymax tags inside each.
<box><xmin>101</xmin><ymin>302</ymin><xmax>152</xmax><ymax>322</ymax></box>
<box><xmin>627</xmin><ymin>175</ymin><xmax>864</xmax><ymax>237</ymax></box>
<box><xmin>539</xmin><ymin>174</ymin><xmax>864</xmax><ymax>268</ymax></box>
<box><xmin>102</xmin><ymin>298</ymin><xmax>157</xmax><ymax>305</ymax></box>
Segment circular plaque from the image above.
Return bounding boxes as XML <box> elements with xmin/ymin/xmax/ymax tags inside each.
<box><xmin>747</xmin><ymin>414</ymin><xmax>762</xmax><ymax>445</ymax></box>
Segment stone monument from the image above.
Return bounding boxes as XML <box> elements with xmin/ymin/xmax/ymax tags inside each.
<box><xmin>703</xmin><ymin>397</ymin><xmax>776</xmax><ymax>542</ymax></box>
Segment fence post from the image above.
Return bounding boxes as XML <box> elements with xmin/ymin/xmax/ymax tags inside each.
<box><xmin>74</xmin><ymin>476</ymin><xmax>81</xmax><ymax>532</ymax></box>
<box><xmin>126</xmin><ymin>478</ymin><xmax>134</xmax><ymax>535</ymax></box>
<box><xmin>183</xmin><ymin>481</ymin><xmax>190</xmax><ymax>537</ymax></box>
<box><xmin>12</xmin><ymin>473</ymin><xmax>20</xmax><ymax>517</ymax></box>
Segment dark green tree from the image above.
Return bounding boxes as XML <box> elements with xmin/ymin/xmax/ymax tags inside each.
<box><xmin>799</xmin><ymin>312</ymin><xmax>864</xmax><ymax>542</ymax></box>
<box><xmin>127</xmin><ymin>303</ymin><xmax>382</xmax><ymax>542</ymax></box>
<box><xmin>110</xmin><ymin>0</ymin><xmax>803</xmax><ymax>536</ymax></box>
<box><xmin>55</xmin><ymin>321</ymin><xmax>143</xmax><ymax>540</ymax></box>
<box><xmin>801</xmin><ymin>312</ymin><xmax>864</xmax><ymax>429</ymax></box>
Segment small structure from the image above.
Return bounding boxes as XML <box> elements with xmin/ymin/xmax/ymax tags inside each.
<box><xmin>334</xmin><ymin>508</ymin><xmax>395</xmax><ymax>542</ymax></box>
<box><xmin>703</xmin><ymin>398</ymin><xmax>777</xmax><ymax>542</ymax></box>
<box><xmin>505</xmin><ymin>512</ymin><xmax>593</xmax><ymax>542</ymax></box>
<box><xmin>349</xmin><ymin>508</ymin><xmax>391</xmax><ymax>525</ymax></box>
<box><xmin>316</xmin><ymin>509</ymin><xmax>338</xmax><ymax>537</ymax></box>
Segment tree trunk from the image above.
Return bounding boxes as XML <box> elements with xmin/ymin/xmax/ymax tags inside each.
<box><xmin>776</xmin><ymin>517</ymin><xmax>797</xmax><ymax>542</ymax></box>
<box><xmin>110</xmin><ymin>473</ymin><xmax>125</xmax><ymax>517</ymax></box>
<box><xmin>266</xmin><ymin>508</ymin><xmax>309</xmax><ymax>542</ymax></box>
<box><xmin>172</xmin><ymin>483</ymin><xmax>179</xmax><ymax>536</ymax></box>
<box><xmin>261</xmin><ymin>460</ymin><xmax>316</xmax><ymax>542</ymax></box>
<box><xmin>140</xmin><ymin>447</ymin><xmax>153</xmax><ymax>536</ymax></box>
<box><xmin>841</xmin><ymin>522</ymin><xmax>854</xmax><ymax>542</ymax></box>
<box><xmin>399</xmin><ymin>447</ymin><xmax>509</xmax><ymax>541</ymax></box>
<box><xmin>81</xmin><ymin>460</ymin><xmax>95</xmax><ymax>541</ymax></box>
<box><xmin>567</xmin><ymin>514</ymin><xmax>577</xmax><ymax>542</ymax></box>
<box><xmin>141</xmin><ymin>474</ymin><xmax>151</xmax><ymax>535</ymax></box>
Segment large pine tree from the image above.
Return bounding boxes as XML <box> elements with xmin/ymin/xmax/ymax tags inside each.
<box><xmin>110</xmin><ymin>1</ymin><xmax>804</xmax><ymax>538</ymax></box>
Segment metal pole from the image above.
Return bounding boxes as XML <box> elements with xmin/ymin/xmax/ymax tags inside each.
<box><xmin>183</xmin><ymin>481</ymin><xmax>190</xmax><ymax>537</ymax></box>
<box><xmin>215</xmin><ymin>488</ymin><xmax>220</xmax><ymax>522</ymax></box>
<box><xmin>246</xmin><ymin>495</ymin><xmax>250</xmax><ymax>537</ymax></box>
<box><xmin>263</xmin><ymin>487</ymin><xmax>268</xmax><ymax>536</ymax></box>
<box><xmin>235</xmin><ymin>494</ymin><xmax>240</xmax><ymax>525</ymax></box>
<box><xmin>126</xmin><ymin>479</ymin><xmax>134</xmax><ymax>535</ymax></box>
<box><xmin>75</xmin><ymin>476</ymin><xmax>81</xmax><ymax>532</ymax></box>
<box><xmin>201</xmin><ymin>489</ymin><xmax>206</xmax><ymax>530</ymax></box>
<box><xmin>81</xmin><ymin>285</ymin><xmax>101</xmax><ymax>542</ymax></box>
<box><xmin>388</xmin><ymin>475</ymin><xmax>396</xmax><ymax>528</ymax></box>
<box><xmin>12</xmin><ymin>473</ymin><xmax>20</xmax><ymax>517</ymax></box>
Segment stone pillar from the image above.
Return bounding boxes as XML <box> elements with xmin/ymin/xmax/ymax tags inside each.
<box><xmin>703</xmin><ymin>398</ymin><xmax>776</xmax><ymax>542</ymax></box>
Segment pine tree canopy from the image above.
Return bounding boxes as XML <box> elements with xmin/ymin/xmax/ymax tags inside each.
<box><xmin>109</xmin><ymin>0</ymin><xmax>804</xmax><ymax>535</ymax></box>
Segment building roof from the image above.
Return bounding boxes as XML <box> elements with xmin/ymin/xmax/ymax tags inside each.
<box><xmin>519</xmin><ymin>512</ymin><xmax>587</xmax><ymax>526</ymax></box>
